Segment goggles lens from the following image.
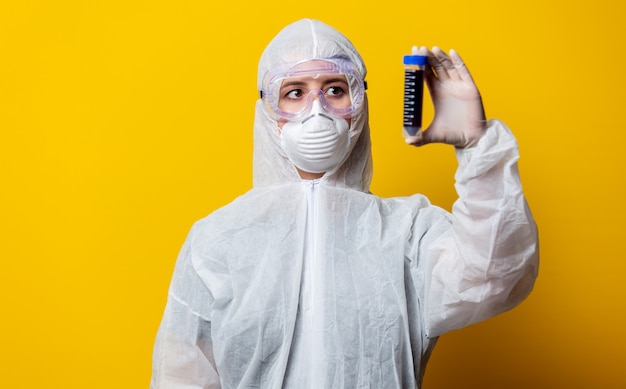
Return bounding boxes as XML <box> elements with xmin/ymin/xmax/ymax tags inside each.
<box><xmin>261</xmin><ymin>59</ymin><xmax>365</xmax><ymax>121</ymax></box>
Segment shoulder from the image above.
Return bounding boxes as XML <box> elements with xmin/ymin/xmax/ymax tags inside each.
<box><xmin>188</xmin><ymin>185</ymin><xmax>302</xmax><ymax>244</ymax></box>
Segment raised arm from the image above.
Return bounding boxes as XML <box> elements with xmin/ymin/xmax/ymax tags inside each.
<box><xmin>407</xmin><ymin>46</ymin><xmax>539</xmax><ymax>337</ymax></box>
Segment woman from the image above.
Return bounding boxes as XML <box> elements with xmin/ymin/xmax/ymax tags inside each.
<box><xmin>151</xmin><ymin>18</ymin><xmax>539</xmax><ymax>388</ymax></box>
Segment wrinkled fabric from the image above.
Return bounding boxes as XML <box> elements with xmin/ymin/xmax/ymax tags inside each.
<box><xmin>151</xmin><ymin>19</ymin><xmax>539</xmax><ymax>389</ymax></box>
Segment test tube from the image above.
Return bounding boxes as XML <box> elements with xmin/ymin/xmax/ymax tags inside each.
<box><xmin>403</xmin><ymin>50</ymin><xmax>428</xmax><ymax>138</ymax></box>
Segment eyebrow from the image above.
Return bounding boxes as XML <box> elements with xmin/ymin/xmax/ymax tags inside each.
<box><xmin>280</xmin><ymin>76</ymin><xmax>349</xmax><ymax>91</ymax></box>
<box><xmin>280</xmin><ymin>80</ymin><xmax>308</xmax><ymax>89</ymax></box>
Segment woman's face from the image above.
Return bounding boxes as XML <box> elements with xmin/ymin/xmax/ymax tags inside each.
<box><xmin>275</xmin><ymin>60</ymin><xmax>352</xmax><ymax>130</ymax></box>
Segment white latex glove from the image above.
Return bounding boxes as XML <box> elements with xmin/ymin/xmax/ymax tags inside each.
<box><xmin>405</xmin><ymin>46</ymin><xmax>487</xmax><ymax>148</ymax></box>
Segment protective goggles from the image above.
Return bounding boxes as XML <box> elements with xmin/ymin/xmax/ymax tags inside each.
<box><xmin>260</xmin><ymin>58</ymin><xmax>366</xmax><ymax>121</ymax></box>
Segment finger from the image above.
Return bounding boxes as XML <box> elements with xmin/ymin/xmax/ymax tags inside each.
<box><xmin>412</xmin><ymin>45</ymin><xmax>428</xmax><ymax>56</ymax></box>
<box><xmin>408</xmin><ymin>45</ymin><xmax>437</xmax><ymax>100</ymax></box>
<box><xmin>430</xmin><ymin>46</ymin><xmax>455</xmax><ymax>81</ymax></box>
<box><xmin>422</xmin><ymin>46</ymin><xmax>439</xmax><ymax>95</ymax></box>
<box><xmin>420</xmin><ymin>128</ymin><xmax>434</xmax><ymax>145</ymax></box>
<box><xmin>449</xmin><ymin>49</ymin><xmax>475</xmax><ymax>84</ymax></box>
<box><xmin>435</xmin><ymin>47</ymin><xmax>468</xmax><ymax>83</ymax></box>
<box><xmin>404</xmin><ymin>131</ymin><xmax>427</xmax><ymax>146</ymax></box>
<box><xmin>423</xmin><ymin>59</ymin><xmax>437</xmax><ymax>97</ymax></box>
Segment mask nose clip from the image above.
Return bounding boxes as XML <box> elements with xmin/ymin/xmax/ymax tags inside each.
<box><xmin>309</xmin><ymin>98</ymin><xmax>325</xmax><ymax>114</ymax></box>
<box><xmin>302</xmin><ymin>99</ymin><xmax>334</xmax><ymax>124</ymax></box>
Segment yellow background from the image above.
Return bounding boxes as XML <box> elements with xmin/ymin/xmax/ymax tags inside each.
<box><xmin>1</xmin><ymin>0</ymin><xmax>624</xmax><ymax>388</ymax></box>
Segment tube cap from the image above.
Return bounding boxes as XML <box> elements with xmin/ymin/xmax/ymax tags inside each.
<box><xmin>403</xmin><ymin>55</ymin><xmax>428</xmax><ymax>65</ymax></box>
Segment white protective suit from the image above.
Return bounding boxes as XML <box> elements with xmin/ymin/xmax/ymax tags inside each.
<box><xmin>151</xmin><ymin>19</ymin><xmax>539</xmax><ymax>389</ymax></box>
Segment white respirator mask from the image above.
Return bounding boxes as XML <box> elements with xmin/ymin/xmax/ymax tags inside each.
<box><xmin>280</xmin><ymin>100</ymin><xmax>351</xmax><ymax>174</ymax></box>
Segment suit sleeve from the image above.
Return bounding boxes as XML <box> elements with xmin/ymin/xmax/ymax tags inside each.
<box><xmin>151</xmin><ymin>225</ymin><xmax>221</xmax><ymax>388</ymax></box>
<box><xmin>423</xmin><ymin>119</ymin><xmax>540</xmax><ymax>337</ymax></box>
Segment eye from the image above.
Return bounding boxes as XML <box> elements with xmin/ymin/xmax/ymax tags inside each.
<box><xmin>285</xmin><ymin>89</ymin><xmax>303</xmax><ymax>100</ymax></box>
<box><xmin>326</xmin><ymin>86</ymin><xmax>346</xmax><ymax>97</ymax></box>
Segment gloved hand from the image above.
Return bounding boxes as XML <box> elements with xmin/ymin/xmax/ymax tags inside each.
<box><xmin>405</xmin><ymin>46</ymin><xmax>487</xmax><ymax>149</ymax></box>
